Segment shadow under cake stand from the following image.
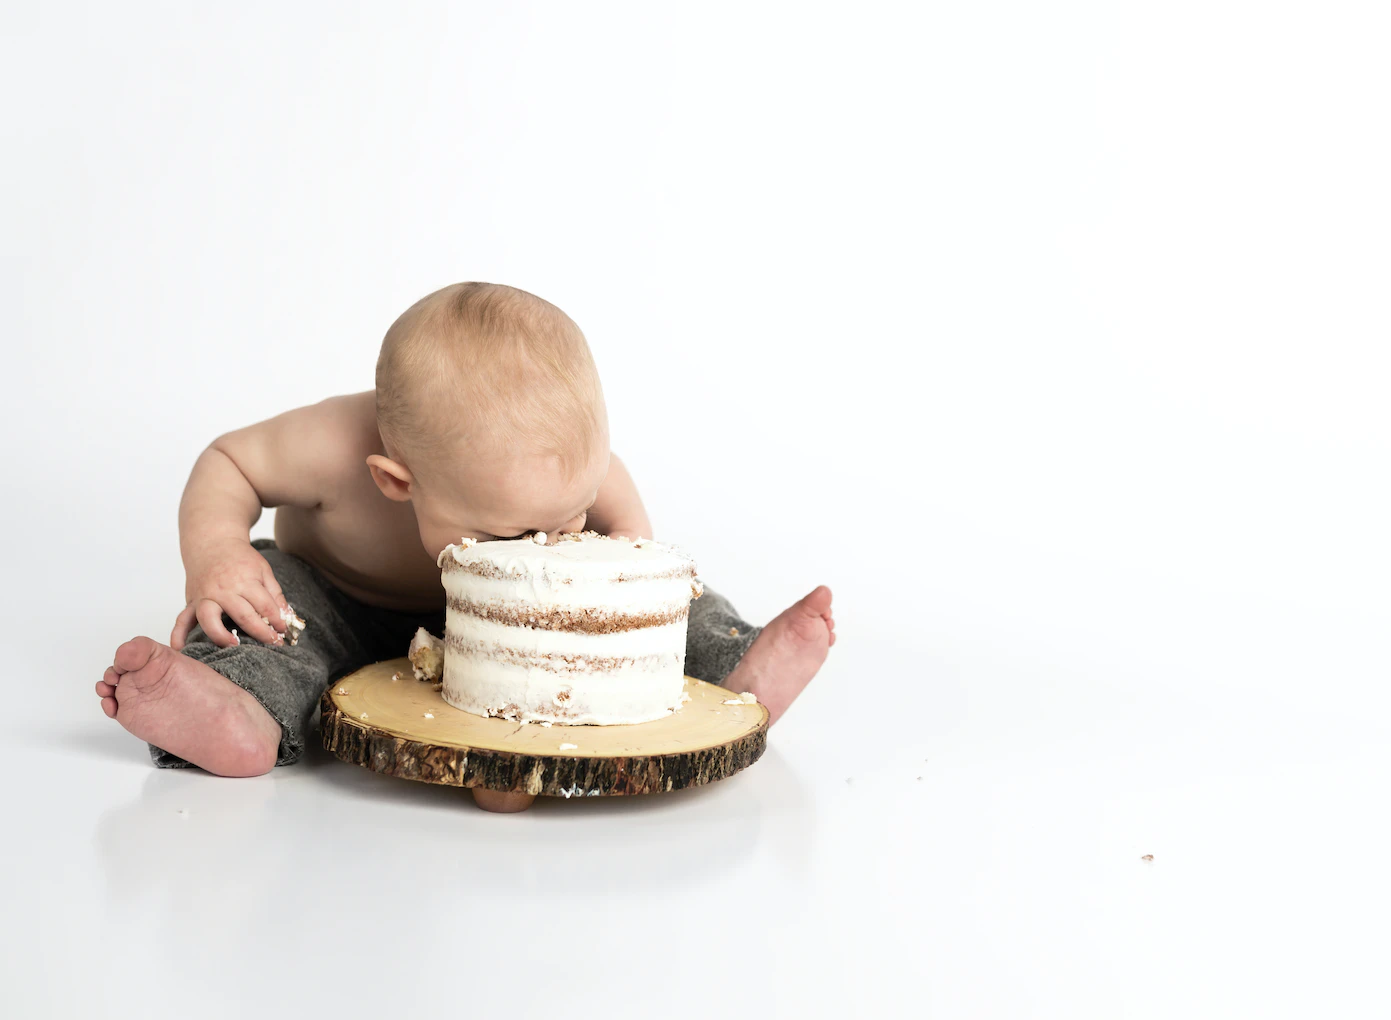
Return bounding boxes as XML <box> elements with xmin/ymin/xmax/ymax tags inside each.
<box><xmin>320</xmin><ymin>657</ymin><xmax>769</xmax><ymax>812</ymax></box>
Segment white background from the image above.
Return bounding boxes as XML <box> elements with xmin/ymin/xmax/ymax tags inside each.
<box><xmin>3</xmin><ymin>2</ymin><xmax>1389</xmax><ymax>1017</ymax></box>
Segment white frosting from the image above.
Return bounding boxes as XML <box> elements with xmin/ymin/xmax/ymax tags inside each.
<box><xmin>445</xmin><ymin>573</ymin><xmax>696</xmax><ymax>616</ymax></box>
<box><xmin>435</xmin><ymin>531</ymin><xmax>699</xmax><ymax>725</ymax></box>
<box><xmin>437</xmin><ymin>529</ymin><xmax>694</xmax><ymax>581</ymax></box>
<box><xmin>447</xmin><ymin>613</ymin><xmax>689</xmax><ymax>661</ymax></box>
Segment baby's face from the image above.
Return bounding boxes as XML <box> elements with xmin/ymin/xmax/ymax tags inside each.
<box><xmin>410</xmin><ymin>442</ymin><xmax>610</xmax><ymax>559</ymax></box>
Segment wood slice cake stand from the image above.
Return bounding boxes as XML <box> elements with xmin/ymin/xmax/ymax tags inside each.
<box><xmin>320</xmin><ymin>657</ymin><xmax>769</xmax><ymax>812</ymax></box>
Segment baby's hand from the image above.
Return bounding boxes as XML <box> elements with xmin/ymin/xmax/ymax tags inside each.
<box><xmin>171</xmin><ymin>538</ymin><xmax>291</xmax><ymax>650</ymax></box>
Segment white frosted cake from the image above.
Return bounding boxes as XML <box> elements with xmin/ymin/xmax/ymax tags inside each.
<box><xmin>432</xmin><ymin>530</ymin><xmax>703</xmax><ymax>725</ymax></box>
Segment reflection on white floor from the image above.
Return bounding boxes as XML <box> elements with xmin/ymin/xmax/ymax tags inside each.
<box><xmin>90</xmin><ymin>739</ymin><xmax>814</xmax><ymax>906</ymax></box>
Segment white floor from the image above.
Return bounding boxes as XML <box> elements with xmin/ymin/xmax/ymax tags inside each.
<box><xmin>8</xmin><ymin>536</ymin><xmax>1388</xmax><ymax>1018</ymax></box>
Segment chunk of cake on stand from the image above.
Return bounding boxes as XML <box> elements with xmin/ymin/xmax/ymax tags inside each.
<box><xmin>321</xmin><ymin>531</ymin><xmax>768</xmax><ymax>813</ymax></box>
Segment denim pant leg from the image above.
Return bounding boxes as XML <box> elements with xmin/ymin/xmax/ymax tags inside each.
<box><xmin>683</xmin><ymin>583</ymin><xmax>762</xmax><ymax>686</ymax></box>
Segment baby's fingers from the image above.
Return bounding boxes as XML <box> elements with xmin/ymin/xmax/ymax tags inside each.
<box><xmin>170</xmin><ymin>602</ymin><xmax>198</xmax><ymax>651</ymax></box>
<box><xmin>243</xmin><ymin>585</ymin><xmax>287</xmax><ymax>638</ymax></box>
<box><xmin>261</xmin><ymin>562</ymin><xmax>289</xmax><ymax>613</ymax></box>
<box><xmin>224</xmin><ymin>594</ymin><xmax>284</xmax><ymax>647</ymax></box>
<box><xmin>195</xmin><ymin>599</ymin><xmax>239</xmax><ymax>647</ymax></box>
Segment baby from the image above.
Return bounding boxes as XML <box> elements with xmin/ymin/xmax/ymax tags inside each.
<box><xmin>96</xmin><ymin>283</ymin><xmax>835</xmax><ymax>778</ymax></box>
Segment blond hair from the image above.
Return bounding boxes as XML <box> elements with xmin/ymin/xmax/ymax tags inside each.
<box><xmin>375</xmin><ymin>283</ymin><xmax>606</xmax><ymax>483</ymax></box>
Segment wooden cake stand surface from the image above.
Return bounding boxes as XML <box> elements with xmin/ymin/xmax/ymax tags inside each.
<box><xmin>320</xmin><ymin>657</ymin><xmax>768</xmax><ymax>812</ymax></box>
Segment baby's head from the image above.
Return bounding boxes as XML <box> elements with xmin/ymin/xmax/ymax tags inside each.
<box><xmin>367</xmin><ymin>282</ymin><xmax>610</xmax><ymax>558</ymax></box>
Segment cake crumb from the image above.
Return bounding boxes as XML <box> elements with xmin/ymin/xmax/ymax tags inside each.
<box><xmin>359</xmin><ymin>712</ymin><xmax>369</xmax><ymax>721</ymax></box>
<box><xmin>408</xmin><ymin>627</ymin><xmax>444</xmax><ymax>681</ymax></box>
<box><xmin>1141</xmin><ymin>854</ymin><xmax>1154</xmax><ymax>862</ymax></box>
<box><xmin>691</xmin><ymin>579</ymin><xmax>704</xmax><ymax>598</ymax></box>
<box><xmin>532</xmin><ymin>531</ymin><xmax>547</xmax><ymax>545</ymax></box>
<box><xmin>423</xmin><ymin>712</ymin><xmax>434</xmax><ymax>719</ymax></box>
<box><xmin>559</xmin><ymin>742</ymin><xmax>578</xmax><ymax>751</ymax></box>
<box><xmin>438</xmin><ymin>538</ymin><xmax>478</xmax><ymax>567</ymax></box>
<box><xmin>540</xmin><ymin>720</ymin><xmax>553</xmax><ymax>727</ymax></box>
<box><xmin>391</xmin><ymin>672</ymin><xmax>401</xmax><ymax>682</ymax></box>
<box><xmin>337</xmin><ymin>687</ymin><xmax>347</xmax><ymax>695</ymax></box>
<box><xmin>279</xmin><ymin>604</ymin><xmax>307</xmax><ymax>645</ymax></box>
<box><xmin>433</xmin><ymin>682</ymin><xmax>443</xmax><ymax>691</ymax></box>
<box><xmin>729</xmin><ymin>627</ymin><xmax>739</xmax><ymax>636</ymax></box>
<box><xmin>722</xmin><ymin>698</ymin><xmax>743</xmax><ymax>705</ymax></box>
<box><xmin>738</xmin><ymin>691</ymin><xmax>757</xmax><ymax>704</ymax></box>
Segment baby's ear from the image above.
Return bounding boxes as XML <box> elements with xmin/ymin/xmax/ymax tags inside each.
<box><xmin>366</xmin><ymin>454</ymin><xmax>413</xmax><ymax>502</ymax></box>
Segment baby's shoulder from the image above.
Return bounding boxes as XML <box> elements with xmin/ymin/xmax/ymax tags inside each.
<box><xmin>211</xmin><ymin>391</ymin><xmax>379</xmax><ymax>511</ymax></box>
<box><xmin>256</xmin><ymin>391</ymin><xmax>379</xmax><ymax>487</ymax></box>
<box><xmin>309</xmin><ymin>390</ymin><xmax>378</xmax><ymax>434</ymax></box>
<box><xmin>289</xmin><ymin>390</ymin><xmax>381</xmax><ymax>470</ymax></box>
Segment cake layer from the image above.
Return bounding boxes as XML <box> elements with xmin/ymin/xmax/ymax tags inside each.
<box><xmin>445</xmin><ymin>612</ymin><xmax>690</xmax><ymax>660</ymax></box>
<box><xmin>440</xmin><ymin>632</ymin><xmax>688</xmax><ymax>726</ymax></box>
<box><xmin>445</xmin><ymin>633</ymin><xmax>679</xmax><ymax>674</ymax></box>
<box><xmin>445</xmin><ymin>595</ymin><xmax>689</xmax><ymax>635</ymax></box>
<box><xmin>441</xmin><ymin>572</ymin><xmax>697</xmax><ymax>621</ymax></box>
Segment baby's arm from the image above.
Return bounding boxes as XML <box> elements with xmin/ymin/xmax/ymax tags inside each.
<box><xmin>585</xmin><ymin>452</ymin><xmax>654</xmax><ymax>540</ymax></box>
<box><xmin>171</xmin><ymin>399</ymin><xmax>349</xmax><ymax>650</ymax></box>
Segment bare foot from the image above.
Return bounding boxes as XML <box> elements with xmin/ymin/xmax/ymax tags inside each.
<box><xmin>724</xmin><ymin>585</ymin><xmax>835</xmax><ymax>726</ymax></box>
<box><xmin>95</xmin><ymin>636</ymin><xmax>282</xmax><ymax>777</ymax></box>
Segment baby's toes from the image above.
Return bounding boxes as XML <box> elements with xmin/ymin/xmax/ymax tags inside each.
<box><xmin>100</xmin><ymin>696</ymin><xmax>118</xmax><ymax>718</ymax></box>
<box><xmin>96</xmin><ymin>679</ymin><xmax>115</xmax><ymax>698</ymax></box>
<box><xmin>113</xmin><ymin>636</ymin><xmax>159</xmax><ymax>674</ymax></box>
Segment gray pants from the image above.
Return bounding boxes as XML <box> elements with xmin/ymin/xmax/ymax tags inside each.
<box><xmin>151</xmin><ymin>539</ymin><xmax>763</xmax><ymax>768</ymax></box>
